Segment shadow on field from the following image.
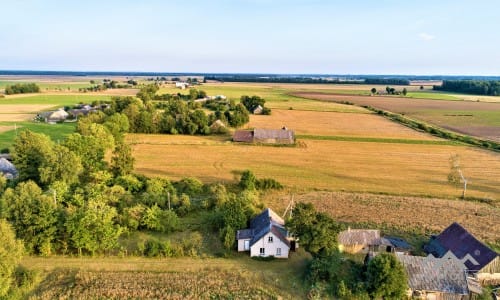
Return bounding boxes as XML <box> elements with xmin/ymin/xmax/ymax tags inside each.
<box><xmin>29</xmin><ymin>268</ymin><xmax>79</xmax><ymax>299</ymax></box>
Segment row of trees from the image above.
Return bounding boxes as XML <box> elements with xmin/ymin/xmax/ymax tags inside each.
<box><xmin>4</xmin><ymin>83</ymin><xmax>40</xmax><ymax>95</ymax></box>
<box><xmin>434</xmin><ymin>80</ymin><xmax>500</xmax><ymax>96</ymax></box>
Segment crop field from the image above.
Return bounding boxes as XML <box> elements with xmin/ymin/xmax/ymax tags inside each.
<box><xmin>265</xmin><ymin>191</ymin><xmax>500</xmax><ymax>244</ymax></box>
<box><xmin>248</xmin><ymin>109</ymin><xmax>441</xmax><ymax>140</ymax></box>
<box><xmin>130</xmin><ymin>134</ymin><xmax>500</xmax><ymax>200</ymax></box>
<box><xmin>24</xmin><ymin>254</ymin><xmax>310</xmax><ymax>299</ymax></box>
<box><xmin>0</xmin><ymin>122</ymin><xmax>77</xmax><ymax>150</ymax></box>
<box><xmin>292</xmin><ymin>92</ymin><xmax>500</xmax><ymax>142</ymax></box>
<box><xmin>0</xmin><ymin>94</ymin><xmax>112</xmax><ymax>106</ymax></box>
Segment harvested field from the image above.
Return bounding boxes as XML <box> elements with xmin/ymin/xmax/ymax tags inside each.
<box><xmin>0</xmin><ymin>104</ymin><xmax>55</xmax><ymax>113</ymax></box>
<box><xmin>292</xmin><ymin>92</ymin><xmax>500</xmax><ymax>142</ymax></box>
<box><xmin>248</xmin><ymin>109</ymin><xmax>441</xmax><ymax>140</ymax></box>
<box><xmin>266</xmin><ymin>191</ymin><xmax>500</xmax><ymax>243</ymax></box>
<box><xmin>0</xmin><ymin>114</ymin><xmax>33</xmax><ymax>121</ymax></box>
<box><xmin>130</xmin><ymin>134</ymin><xmax>500</xmax><ymax>200</ymax></box>
<box><xmin>0</xmin><ymin>125</ymin><xmax>16</xmax><ymax>133</ymax></box>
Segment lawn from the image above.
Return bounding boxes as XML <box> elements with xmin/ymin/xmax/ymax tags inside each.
<box><xmin>0</xmin><ymin>94</ymin><xmax>112</xmax><ymax>106</ymax></box>
<box><xmin>0</xmin><ymin>122</ymin><xmax>77</xmax><ymax>150</ymax></box>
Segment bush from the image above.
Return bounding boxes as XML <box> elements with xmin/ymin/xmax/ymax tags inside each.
<box><xmin>256</xmin><ymin>178</ymin><xmax>283</xmax><ymax>190</ymax></box>
<box><xmin>5</xmin><ymin>83</ymin><xmax>40</xmax><ymax>95</ymax></box>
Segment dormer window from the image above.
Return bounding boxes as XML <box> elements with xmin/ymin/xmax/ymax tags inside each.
<box><xmin>268</xmin><ymin>236</ymin><xmax>273</xmax><ymax>243</ymax></box>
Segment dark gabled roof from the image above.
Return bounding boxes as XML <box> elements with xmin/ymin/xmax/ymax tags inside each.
<box><xmin>233</xmin><ymin>130</ymin><xmax>253</xmax><ymax>142</ymax></box>
<box><xmin>425</xmin><ymin>222</ymin><xmax>498</xmax><ymax>271</ymax></box>
<box><xmin>253</xmin><ymin>128</ymin><xmax>294</xmax><ymax>141</ymax></box>
<box><xmin>397</xmin><ymin>254</ymin><xmax>469</xmax><ymax>295</ymax></box>
<box><xmin>0</xmin><ymin>158</ymin><xmax>17</xmax><ymax>177</ymax></box>
<box><xmin>237</xmin><ymin>208</ymin><xmax>290</xmax><ymax>247</ymax></box>
<box><xmin>384</xmin><ymin>236</ymin><xmax>412</xmax><ymax>250</ymax></box>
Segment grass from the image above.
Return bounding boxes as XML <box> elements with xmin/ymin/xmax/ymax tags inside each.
<box><xmin>0</xmin><ymin>94</ymin><xmax>112</xmax><ymax>106</ymax></box>
<box><xmin>22</xmin><ymin>251</ymin><xmax>311</xmax><ymax>299</ymax></box>
<box><xmin>0</xmin><ymin>122</ymin><xmax>77</xmax><ymax>150</ymax></box>
<box><xmin>405</xmin><ymin>91</ymin><xmax>461</xmax><ymax>101</ymax></box>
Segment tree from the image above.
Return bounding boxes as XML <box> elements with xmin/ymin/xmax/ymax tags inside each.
<box><xmin>39</xmin><ymin>144</ymin><xmax>83</xmax><ymax>186</ymax></box>
<box><xmin>448</xmin><ymin>154</ymin><xmax>468</xmax><ymax>199</ymax></box>
<box><xmin>371</xmin><ymin>88</ymin><xmax>377</xmax><ymax>94</ymax></box>
<box><xmin>2</xmin><ymin>181</ymin><xmax>59</xmax><ymax>255</ymax></box>
<box><xmin>420</xmin><ymin>85</ymin><xmax>424</xmax><ymax>90</ymax></box>
<box><xmin>286</xmin><ymin>202</ymin><xmax>343</xmax><ymax>256</ymax></box>
<box><xmin>0</xmin><ymin>219</ymin><xmax>24</xmax><ymax>297</ymax></box>
<box><xmin>110</xmin><ymin>141</ymin><xmax>134</xmax><ymax>177</ymax></box>
<box><xmin>366</xmin><ymin>253</ymin><xmax>408</xmax><ymax>300</ymax></box>
<box><xmin>402</xmin><ymin>88</ymin><xmax>408</xmax><ymax>96</ymax></box>
<box><xmin>240</xmin><ymin>95</ymin><xmax>265</xmax><ymax>112</ymax></box>
<box><xmin>11</xmin><ymin>130</ymin><xmax>54</xmax><ymax>184</ymax></box>
<box><xmin>239</xmin><ymin>170</ymin><xmax>257</xmax><ymax>190</ymax></box>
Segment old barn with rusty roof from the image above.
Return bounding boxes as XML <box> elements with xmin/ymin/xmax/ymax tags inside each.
<box><xmin>233</xmin><ymin>128</ymin><xmax>295</xmax><ymax>144</ymax></box>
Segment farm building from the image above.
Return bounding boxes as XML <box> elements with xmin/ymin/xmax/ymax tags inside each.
<box><xmin>338</xmin><ymin>228</ymin><xmax>381</xmax><ymax>254</ymax></box>
<box><xmin>175</xmin><ymin>82</ymin><xmax>189</xmax><ymax>89</ymax></box>
<box><xmin>253</xmin><ymin>105</ymin><xmax>263</xmax><ymax>115</ymax></box>
<box><xmin>236</xmin><ymin>208</ymin><xmax>296</xmax><ymax>258</ymax></box>
<box><xmin>37</xmin><ymin>108</ymin><xmax>69</xmax><ymax>124</ymax></box>
<box><xmin>0</xmin><ymin>157</ymin><xmax>17</xmax><ymax>179</ymax></box>
<box><xmin>233</xmin><ymin>128</ymin><xmax>295</xmax><ymax>144</ymax></box>
<box><xmin>396</xmin><ymin>253</ymin><xmax>474</xmax><ymax>300</ymax></box>
<box><xmin>209</xmin><ymin>119</ymin><xmax>227</xmax><ymax>133</ymax></box>
<box><xmin>425</xmin><ymin>222</ymin><xmax>499</xmax><ymax>284</ymax></box>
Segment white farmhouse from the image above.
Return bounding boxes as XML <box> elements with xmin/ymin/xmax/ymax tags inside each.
<box><xmin>236</xmin><ymin>208</ymin><xmax>296</xmax><ymax>258</ymax></box>
<box><xmin>175</xmin><ymin>82</ymin><xmax>189</xmax><ymax>89</ymax></box>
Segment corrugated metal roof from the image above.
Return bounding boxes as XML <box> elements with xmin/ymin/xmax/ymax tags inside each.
<box><xmin>253</xmin><ymin>128</ymin><xmax>294</xmax><ymax>141</ymax></box>
<box><xmin>338</xmin><ymin>229</ymin><xmax>381</xmax><ymax>246</ymax></box>
<box><xmin>397</xmin><ymin>253</ymin><xmax>469</xmax><ymax>295</ymax></box>
<box><xmin>425</xmin><ymin>222</ymin><xmax>498</xmax><ymax>271</ymax></box>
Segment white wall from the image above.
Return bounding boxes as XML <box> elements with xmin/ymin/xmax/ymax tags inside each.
<box><xmin>250</xmin><ymin>232</ymin><xmax>289</xmax><ymax>258</ymax></box>
<box><xmin>237</xmin><ymin>238</ymin><xmax>250</xmax><ymax>252</ymax></box>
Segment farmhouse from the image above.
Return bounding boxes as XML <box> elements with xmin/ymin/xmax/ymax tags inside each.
<box><xmin>253</xmin><ymin>105</ymin><xmax>263</xmax><ymax>115</ymax></box>
<box><xmin>424</xmin><ymin>222</ymin><xmax>500</xmax><ymax>283</ymax></box>
<box><xmin>175</xmin><ymin>82</ymin><xmax>189</xmax><ymax>89</ymax></box>
<box><xmin>236</xmin><ymin>208</ymin><xmax>295</xmax><ymax>258</ymax></box>
<box><xmin>338</xmin><ymin>228</ymin><xmax>381</xmax><ymax>254</ymax></box>
<box><xmin>396</xmin><ymin>253</ymin><xmax>472</xmax><ymax>299</ymax></box>
<box><xmin>233</xmin><ymin>128</ymin><xmax>295</xmax><ymax>144</ymax></box>
<box><xmin>0</xmin><ymin>157</ymin><xmax>17</xmax><ymax>179</ymax></box>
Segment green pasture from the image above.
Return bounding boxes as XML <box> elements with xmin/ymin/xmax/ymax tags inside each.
<box><xmin>0</xmin><ymin>122</ymin><xmax>77</xmax><ymax>150</ymax></box>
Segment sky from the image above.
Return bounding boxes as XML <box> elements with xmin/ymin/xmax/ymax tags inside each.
<box><xmin>1</xmin><ymin>0</ymin><xmax>499</xmax><ymax>75</ymax></box>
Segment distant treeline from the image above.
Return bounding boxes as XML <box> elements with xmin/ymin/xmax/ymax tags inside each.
<box><xmin>205</xmin><ymin>76</ymin><xmax>410</xmax><ymax>85</ymax></box>
<box><xmin>364</xmin><ymin>78</ymin><xmax>410</xmax><ymax>85</ymax></box>
<box><xmin>4</xmin><ymin>83</ymin><xmax>40</xmax><ymax>95</ymax></box>
<box><xmin>434</xmin><ymin>80</ymin><xmax>500</xmax><ymax>96</ymax></box>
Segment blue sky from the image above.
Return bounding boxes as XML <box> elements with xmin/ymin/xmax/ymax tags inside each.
<box><xmin>1</xmin><ymin>0</ymin><xmax>498</xmax><ymax>75</ymax></box>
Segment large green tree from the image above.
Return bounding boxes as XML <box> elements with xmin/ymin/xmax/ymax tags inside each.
<box><xmin>366</xmin><ymin>253</ymin><xmax>408</xmax><ymax>300</ymax></box>
<box><xmin>39</xmin><ymin>144</ymin><xmax>83</xmax><ymax>186</ymax></box>
<box><xmin>11</xmin><ymin>130</ymin><xmax>54</xmax><ymax>184</ymax></box>
<box><xmin>110</xmin><ymin>141</ymin><xmax>134</xmax><ymax>177</ymax></box>
<box><xmin>0</xmin><ymin>219</ymin><xmax>24</xmax><ymax>297</ymax></box>
<box><xmin>1</xmin><ymin>181</ymin><xmax>59</xmax><ymax>255</ymax></box>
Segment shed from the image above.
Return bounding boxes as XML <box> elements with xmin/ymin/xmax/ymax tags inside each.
<box><xmin>338</xmin><ymin>228</ymin><xmax>381</xmax><ymax>254</ymax></box>
<box><xmin>233</xmin><ymin>130</ymin><xmax>254</xmax><ymax>143</ymax></box>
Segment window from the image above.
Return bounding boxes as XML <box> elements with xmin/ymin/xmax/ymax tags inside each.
<box><xmin>260</xmin><ymin>248</ymin><xmax>265</xmax><ymax>255</ymax></box>
<box><xmin>268</xmin><ymin>236</ymin><xmax>273</xmax><ymax>243</ymax></box>
<box><xmin>276</xmin><ymin>248</ymin><xmax>281</xmax><ymax>256</ymax></box>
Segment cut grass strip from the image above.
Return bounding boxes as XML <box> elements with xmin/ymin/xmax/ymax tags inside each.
<box><xmin>297</xmin><ymin>134</ymin><xmax>462</xmax><ymax>145</ymax></box>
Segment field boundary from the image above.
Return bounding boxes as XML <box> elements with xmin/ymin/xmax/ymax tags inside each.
<box><xmin>297</xmin><ymin>134</ymin><xmax>460</xmax><ymax>145</ymax></box>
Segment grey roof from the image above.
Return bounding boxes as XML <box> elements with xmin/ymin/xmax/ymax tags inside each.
<box><xmin>338</xmin><ymin>229</ymin><xmax>381</xmax><ymax>246</ymax></box>
<box><xmin>396</xmin><ymin>253</ymin><xmax>469</xmax><ymax>295</ymax></box>
<box><xmin>0</xmin><ymin>158</ymin><xmax>17</xmax><ymax>178</ymax></box>
<box><xmin>233</xmin><ymin>130</ymin><xmax>253</xmax><ymax>143</ymax></box>
<box><xmin>253</xmin><ymin>128</ymin><xmax>294</xmax><ymax>141</ymax></box>
<box><xmin>424</xmin><ymin>222</ymin><xmax>498</xmax><ymax>271</ymax></box>
<box><xmin>236</xmin><ymin>208</ymin><xmax>290</xmax><ymax>247</ymax></box>
<box><xmin>383</xmin><ymin>236</ymin><xmax>412</xmax><ymax>250</ymax></box>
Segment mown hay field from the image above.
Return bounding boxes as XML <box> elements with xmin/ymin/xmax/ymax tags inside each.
<box><xmin>292</xmin><ymin>92</ymin><xmax>500</xmax><ymax>142</ymax></box>
<box><xmin>0</xmin><ymin>94</ymin><xmax>112</xmax><ymax>106</ymax></box>
<box><xmin>248</xmin><ymin>109</ymin><xmax>442</xmax><ymax>140</ymax></box>
<box><xmin>130</xmin><ymin>134</ymin><xmax>500</xmax><ymax>200</ymax></box>
<box><xmin>265</xmin><ymin>191</ymin><xmax>500</xmax><ymax>244</ymax></box>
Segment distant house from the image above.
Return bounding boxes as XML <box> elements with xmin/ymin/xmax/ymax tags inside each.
<box><xmin>236</xmin><ymin>208</ymin><xmax>296</xmax><ymax>258</ymax></box>
<box><xmin>175</xmin><ymin>82</ymin><xmax>189</xmax><ymax>89</ymax></box>
<box><xmin>253</xmin><ymin>105</ymin><xmax>263</xmax><ymax>115</ymax></box>
<box><xmin>209</xmin><ymin>119</ymin><xmax>227</xmax><ymax>133</ymax></box>
<box><xmin>0</xmin><ymin>157</ymin><xmax>17</xmax><ymax>179</ymax></box>
<box><xmin>233</xmin><ymin>128</ymin><xmax>295</xmax><ymax>144</ymax></box>
<box><xmin>396</xmin><ymin>253</ymin><xmax>472</xmax><ymax>299</ymax></box>
<box><xmin>338</xmin><ymin>228</ymin><xmax>381</xmax><ymax>254</ymax></box>
<box><xmin>380</xmin><ymin>236</ymin><xmax>412</xmax><ymax>254</ymax></box>
<box><xmin>424</xmin><ymin>222</ymin><xmax>500</xmax><ymax>283</ymax></box>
